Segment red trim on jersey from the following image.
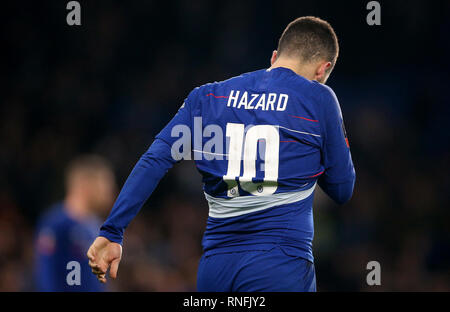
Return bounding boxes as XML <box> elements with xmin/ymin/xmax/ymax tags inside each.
<box><xmin>308</xmin><ymin>170</ymin><xmax>325</xmax><ymax>178</ymax></box>
<box><xmin>206</xmin><ymin>93</ymin><xmax>229</xmax><ymax>98</ymax></box>
<box><xmin>289</xmin><ymin>115</ymin><xmax>319</xmax><ymax>122</ymax></box>
<box><xmin>257</xmin><ymin>140</ymin><xmax>298</xmax><ymax>143</ymax></box>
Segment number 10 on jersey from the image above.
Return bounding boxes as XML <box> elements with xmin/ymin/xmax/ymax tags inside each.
<box><xmin>223</xmin><ymin>123</ymin><xmax>279</xmax><ymax>197</ymax></box>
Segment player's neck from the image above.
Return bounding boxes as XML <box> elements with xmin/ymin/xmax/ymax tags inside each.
<box><xmin>64</xmin><ymin>194</ymin><xmax>91</xmax><ymax>221</ymax></box>
<box><xmin>269</xmin><ymin>58</ymin><xmax>316</xmax><ymax>81</ymax></box>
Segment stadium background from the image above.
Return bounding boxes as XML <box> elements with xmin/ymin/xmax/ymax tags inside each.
<box><xmin>1</xmin><ymin>0</ymin><xmax>449</xmax><ymax>291</ymax></box>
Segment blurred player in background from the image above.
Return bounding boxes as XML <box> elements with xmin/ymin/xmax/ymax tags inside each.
<box><xmin>88</xmin><ymin>16</ymin><xmax>355</xmax><ymax>291</ymax></box>
<box><xmin>34</xmin><ymin>155</ymin><xmax>116</xmax><ymax>291</ymax></box>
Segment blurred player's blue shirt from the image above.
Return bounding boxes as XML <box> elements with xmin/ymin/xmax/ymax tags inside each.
<box><xmin>34</xmin><ymin>203</ymin><xmax>105</xmax><ymax>291</ymax></box>
<box><xmin>100</xmin><ymin>67</ymin><xmax>355</xmax><ymax>263</ymax></box>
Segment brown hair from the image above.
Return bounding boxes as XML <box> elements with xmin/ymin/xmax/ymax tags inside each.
<box><xmin>65</xmin><ymin>155</ymin><xmax>113</xmax><ymax>188</ymax></box>
<box><xmin>277</xmin><ymin>16</ymin><xmax>339</xmax><ymax>71</ymax></box>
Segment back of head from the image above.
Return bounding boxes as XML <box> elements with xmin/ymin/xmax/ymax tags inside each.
<box><xmin>65</xmin><ymin>155</ymin><xmax>113</xmax><ymax>186</ymax></box>
<box><xmin>277</xmin><ymin>16</ymin><xmax>339</xmax><ymax>73</ymax></box>
<box><xmin>65</xmin><ymin>154</ymin><xmax>116</xmax><ymax>215</ymax></box>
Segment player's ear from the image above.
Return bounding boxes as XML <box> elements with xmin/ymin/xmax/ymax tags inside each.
<box><xmin>315</xmin><ymin>61</ymin><xmax>331</xmax><ymax>82</ymax></box>
<box><xmin>270</xmin><ymin>50</ymin><xmax>278</xmax><ymax>65</ymax></box>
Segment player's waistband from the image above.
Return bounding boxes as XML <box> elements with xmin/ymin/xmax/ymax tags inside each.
<box><xmin>204</xmin><ymin>182</ymin><xmax>317</xmax><ymax>218</ymax></box>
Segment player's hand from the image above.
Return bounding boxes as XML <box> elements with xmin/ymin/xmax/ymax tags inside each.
<box><xmin>87</xmin><ymin>236</ymin><xmax>122</xmax><ymax>283</ymax></box>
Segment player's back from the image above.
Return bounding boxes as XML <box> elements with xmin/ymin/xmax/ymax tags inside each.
<box><xmin>195</xmin><ymin>67</ymin><xmax>325</xmax><ymax>195</ymax></box>
<box><xmin>180</xmin><ymin>67</ymin><xmax>345</xmax><ymax>262</ymax></box>
<box><xmin>153</xmin><ymin>65</ymin><xmax>354</xmax><ymax>262</ymax></box>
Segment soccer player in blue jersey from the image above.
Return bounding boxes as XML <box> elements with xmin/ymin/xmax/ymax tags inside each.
<box><xmin>35</xmin><ymin>155</ymin><xmax>116</xmax><ymax>291</ymax></box>
<box><xmin>87</xmin><ymin>16</ymin><xmax>355</xmax><ymax>291</ymax></box>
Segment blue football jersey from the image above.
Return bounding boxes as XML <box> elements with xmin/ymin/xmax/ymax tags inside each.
<box><xmin>100</xmin><ymin>67</ymin><xmax>355</xmax><ymax>263</ymax></box>
<box><xmin>152</xmin><ymin>67</ymin><xmax>355</xmax><ymax>261</ymax></box>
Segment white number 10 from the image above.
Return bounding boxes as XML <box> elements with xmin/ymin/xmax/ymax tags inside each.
<box><xmin>223</xmin><ymin>123</ymin><xmax>279</xmax><ymax>197</ymax></box>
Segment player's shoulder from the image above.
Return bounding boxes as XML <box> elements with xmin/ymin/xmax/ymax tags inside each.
<box><xmin>310</xmin><ymin>83</ymin><xmax>344</xmax><ymax>129</ymax></box>
<box><xmin>185</xmin><ymin>69</ymin><xmax>265</xmax><ymax>105</ymax></box>
<box><xmin>312</xmin><ymin>82</ymin><xmax>338</xmax><ymax>102</ymax></box>
<box><xmin>36</xmin><ymin>203</ymin><xmax>71</xmax><ymax>230</ymax></box>
<box><xmin>35</xmin><ymin>204</ymin><xmax>69</xmax><ymax>255</ymax></box>
<box><xmin>309</xmin><ymin>82</ymin><xmax>341</xmax><ymax>115</ymax></box>
<box><xmin>193</xmin><ymin>69</ymin><xmax>266</xmax><ymax>92</ymax></box>
<box><xmin>267</xmin><ymin>67</ymin><xmax>335</xmax><ymax>101</ymax></box>
<box><xmin>213</xmin><ymin>69</ymin><xmax>266</xmax><ymax>86</ymax></box>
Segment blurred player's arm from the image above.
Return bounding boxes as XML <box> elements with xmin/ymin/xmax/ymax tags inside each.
<box><xmin>87</xmin><ymin>90</ymin><xmax>196</xmax><ymax>282</ymax></box>
<box><xmin>317</xmin><ymin>86</ymin><xmax>355</xmax><ymax>204</ymax></box>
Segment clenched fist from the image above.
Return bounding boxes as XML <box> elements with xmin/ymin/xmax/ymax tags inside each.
<box><xmin>87</xmin><ymin>236</ymin><xmax>122</xmax><ymax>283</ymax></box>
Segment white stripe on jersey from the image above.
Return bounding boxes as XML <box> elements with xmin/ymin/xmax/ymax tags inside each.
<box><xmin>205</xmin><ymin>182</ymin><xmax>316</xmax><ymax>218</ymax></box>
<box><xmin>277</xmin><ymin>125</ymin><xmax>321</xmax><ymax>138</ymax></box>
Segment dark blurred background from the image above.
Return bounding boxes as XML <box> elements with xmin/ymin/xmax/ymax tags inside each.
<box><xmin>1</xmin><ymin>0</ymin><xmax>449</xmax><ymax>291</ymax></box>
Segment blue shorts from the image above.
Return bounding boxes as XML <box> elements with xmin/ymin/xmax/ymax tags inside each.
<box><xmin>197</xmin><ymin>246</ymin><xmax>316</xmax><ymax>292</ymax></box>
